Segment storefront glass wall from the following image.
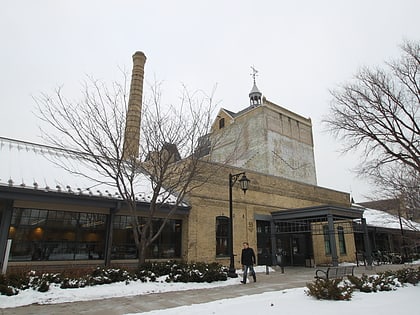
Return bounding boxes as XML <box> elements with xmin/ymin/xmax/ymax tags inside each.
<box><xmin>111</xmin><ymin>215</ymin><xmax>182</xmax><ymax>259</ymax></box>
<box><xmin>8</xmin><ymin>208</ymin><xmax>106</xmax><ymax>261</ymax></box>
<box><xmin>7</xmin><ymin>208</ymin><xmax>183</xmax><ymax>261</ymax></box>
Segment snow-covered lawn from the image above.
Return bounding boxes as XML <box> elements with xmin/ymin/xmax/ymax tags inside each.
<box><xmin>0</xmin><ymin>275</ymin><xmax>239</xmax><ymax>308</ymax></box>
<box><xmin>1</xmin><ymin>265</ymin><xmax>419</xmax><ymax>315</ymax></box>
<box><xmin>127</xmin><ymin>285</ymin><xmax>420</xmax><ymax>315</ymax></box>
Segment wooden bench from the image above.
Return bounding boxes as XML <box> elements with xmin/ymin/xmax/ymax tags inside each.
<box><xmin>315</xmin><ymin>266</ymin><xmax>355</xmax><ymax>280</ymax></box>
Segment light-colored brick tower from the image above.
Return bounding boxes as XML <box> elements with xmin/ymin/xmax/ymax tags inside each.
<box><xmin>123</xmin><ymin>51</ymin><xmax>146</xmax><ymax>160</ymax></box>
<box><xmin>208</xmin><ymin>81</ymin><xmax>317</xmax><ymax>185</ymax></box>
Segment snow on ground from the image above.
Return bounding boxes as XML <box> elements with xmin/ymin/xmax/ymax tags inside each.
<box><xmin>0</xmin><ymin>274</ymin><xmax>240</xmax><ymax>309</ymax></box>
<box><xmin>1</xmin><ymin>265</ymin><xmax>419</xmax><ymax>314</ymax></box>
<box><xmin>126</xmin><ymin>285</ymin><xmax>420</xmax><ymax>315</ymax></box>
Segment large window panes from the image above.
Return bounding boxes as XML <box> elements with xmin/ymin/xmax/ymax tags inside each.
<box><xmin>338</xmin><ymin>226</ymin><xmax>347</xmax><ymax>254</ymax></box>
<box><xmin>8</xmin><ymin>208</ymin><xmax>106</xmax><ymax>261</ymax></box>
<box><xmin>216</xmin><ymin>216</ymin><xmax>229</xmax><ymax>256</ymax></box>
<box><xmin>112</xmin><ymin>215</ymin><xmax>182</xmax><ymax>259</ymax></box>
<box><xmin>256</xmin><ymin>220</ymin><xmax>271</xmax><ymax>265</ymax></box>
<box><xmin>323</xmin><ymin>225</ymin><xmax>331</xmax><ymax>255</ymax></box>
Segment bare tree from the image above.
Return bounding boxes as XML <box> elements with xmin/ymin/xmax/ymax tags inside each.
<box><xmin>323</xmin><ymin>40</ymin><xmax>420</xmax><ymax>214</ymax></box>
<box><xmin>370</xmin><ymin>165</ymin><xmax>420</xmax><ymax>227</ymax></box>
<box><xmin>34</xmin><ymin>74</ymin><xmax>219</xmax><ymax>266</ymax></box>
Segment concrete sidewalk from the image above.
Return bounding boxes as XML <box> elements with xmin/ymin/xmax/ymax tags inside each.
<box><xmin>1</xmin><ymin>264</ymin><xmax>411</xmax><ymax>315</ymax></box>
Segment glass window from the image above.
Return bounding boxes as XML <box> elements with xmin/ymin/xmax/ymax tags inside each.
<box><xmin>292</xmin><ymin>237</ymin><xmax>300</xmax><ymax>254</ymax></box>
<box><xmin>7</xmin><ymin>208</ymin><xmax>183</xmax><ymax>261</ymax></box>
<box><xmin>8</xmin><ymin>208</ymin><xmax>106</xmax><ymax>261</ymax></box>
<box><xmin>338</xmin><ymin>226</ymin><xmax>347</xmax><ymax>254</ymax></box>
<box><xmin>219</xmin><ymin>118</ymin><xmax>225</xmax><ymax>129</ymax></box>
<box><xmin>323</xmin><ymin>225</ymin><xmax>331</xmax><ymax>255</ymax></box>
<box><xmin>216</xmin><ymin>216</ymin><xmax>229</xmax><ymax>256</ymax></box>
<box><xmin>112</xmin><ymin>215</ymin><xmax>182</xmax><ymax>260</ymax></box>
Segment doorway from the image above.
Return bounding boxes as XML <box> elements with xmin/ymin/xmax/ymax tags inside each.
<box><xmin>275</xmin><ymin>234</ymin><xmax>310</xmax><ymax>266</ymax></box>
<box><xmin>256</xmin><ymin>220</ymin><xmax>271</xmax><ymax>265</ymax></box>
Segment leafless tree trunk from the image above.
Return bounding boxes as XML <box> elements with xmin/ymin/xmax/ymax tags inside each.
<box><xmin>323</xmin><ymin>40</ymin><xmax>420</xmax><ymax>212</ymax></box>
<box><xmin>34</xmin><ymin>74</ymin><xmax>220</xmax><ymax>266</ymax></box>
<box><xmin>370</xmin><ymin>165</ymin><xmax>420</xmax><ymax>228</ymax></box>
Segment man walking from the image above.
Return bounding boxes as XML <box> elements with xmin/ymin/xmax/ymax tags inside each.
<box><xmin>241</xmin><ymin>242</ymin><xmax>256</xmax><ymax>284</ymax></box>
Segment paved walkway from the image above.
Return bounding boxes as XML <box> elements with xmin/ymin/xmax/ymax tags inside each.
<box><xmin>1</xmin><ymin>264</ymin><xmax>411</xmax><ymax>315</ymax></box>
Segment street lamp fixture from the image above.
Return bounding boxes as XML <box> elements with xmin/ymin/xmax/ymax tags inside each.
<box><xmin>228</xmin><ymin>172</ymin><xmax>250</xmax><ymax>278</ymax></box>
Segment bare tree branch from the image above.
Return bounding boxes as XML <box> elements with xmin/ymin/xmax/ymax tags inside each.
<box><xmin>323</xmin><ymin>40</ymin><xmax>420</xmax><ymax>221</ymax></box>
<box><xmin>34</xmin><ymin>72</ymin><xmax>219</xmax><ymax>265</ymax></box>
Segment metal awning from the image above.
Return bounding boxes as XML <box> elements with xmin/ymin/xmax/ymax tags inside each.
<box><xmin>0</xmin><ymin>186</ymin><xmax>190</xmax><ymax>216</ymax></box>
<box><xmin>271</xmin><ymin>205</ymin><xmax>365</xmax><ymax>235</ymax></box>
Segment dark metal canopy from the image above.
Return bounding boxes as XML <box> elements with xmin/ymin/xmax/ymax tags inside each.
<box><xmin>0</xmin><ymin>185</ymin><xmax>190</xmax><ymax>215</ymax></box>
<box><xmin>272</xmin><ymin>205</ymin><xmax>364</xmax><ymax>220</ymax></box>
<box><xmin>271</xmin><ymin>205</ymin><xmax>365</xmax><ymax>235</ymax></box>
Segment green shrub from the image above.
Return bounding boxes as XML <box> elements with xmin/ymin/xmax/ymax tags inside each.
<box><xmin>1</xmin><ymin>261</ymin><xmax>228</xmax><ymax>296</ymax></box>
<box><xmin>137</xmin><ymin>261</ymin><xmax>227</xmax><ymax>283</ymax></box>
<box><xmin>390</xmin><ymin>267</ymin><xmax>420</xmax><ymax>285</ymax></box>
<box><xmin>3</xmin><ymin>271</ymin><xmax>30</xmax><ymax>291</ymax></box>
<box><xmin>28</xmin><ymin>272</ymin><xmax>61</xmax><ymax>292</ymax></box>
<box><xmin>166</xmin><ymin>261</ymin><xmax>227</xmax><ymax>283</ymax></box>
<box><xmin>347</xmin><ymin>272</ymin><xmax>401</xmax><ymax>292</ymax></box>
<box><xmin>348</xmin><ymin>274</ymin><xmax>376</xmax><ymax>293</ymax></box>
<box><xmin>373</xmin><ymin>274</ymin><xmax>400</xmax><ymax>291</ymax></box>
<box><xmin>0</xmin><ymin>273</ymin><xmax>20</xmax><ymax>296</ymax></box>
<box><xmin>88</xmin><ymin>267</ymin><xmax>135</xmax><ymax>285</ymax></box>
<box><xmin>37</xmin><ymin>280</ymin><xmax>50</xmax><ymax>293</ymax></box>
<box><xmin>305</xmin><ymin>278</ymin><xmax>353</xmax><ymax>300</ymax></box>
<box><xmin>0</xmin><ymin>284</ymin><xmax>18</xmax><ymax>296</ymax></box>
<box><xmin>60</xmin><ymin>277</ymin><xmax>88</xmax><ymax>289</ymax></box>
<box><xmin>310</xmin><ymin>267</ymin><xmax>417</xmax><ymax>300</ymax></box>
<box><xmin>138</xmin><ymin>261</ymin><xmax>176</xmax><ymax>278</ymax></box>
<box><xmin>349</xmin><ymin>267</ymin><xmax>419</xmax><ymax>293</ymax></box>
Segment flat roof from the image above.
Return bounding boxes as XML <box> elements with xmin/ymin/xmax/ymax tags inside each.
<box><xmin>271</xmin><ymin>205</ymin><xmax>364</xmax><ymax>220</ymax></box>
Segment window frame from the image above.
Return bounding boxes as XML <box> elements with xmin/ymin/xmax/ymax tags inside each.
<box><xmin>219</xmin><ymin>118</ymin><xmax>225</xmax><ymax>129</ymax></box>
<box><xmin>337</xmin><ymin>226</ymin><xmax>347</xmax><ymax>255</ymax></box>
<box><xmin>216</xmin><ymin>216</ymin><xmax>229</xmax><ymax>257</ymax></box>
<box><xmin>323</xmin><ymin>225</ymin><xmax>331</xmax><ymax>255</ymax></box>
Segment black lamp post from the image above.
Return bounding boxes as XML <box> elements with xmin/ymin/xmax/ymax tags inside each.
<box><xmin>228</xmin><ymin>172</ymin><xmax>250</xmax><ymax>278</ymax></box>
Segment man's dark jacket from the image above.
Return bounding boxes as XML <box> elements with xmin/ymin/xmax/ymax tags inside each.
<box><xmin>241</xmin><ymin>247</ymin><xmax>256</xmax><ymax>266</ymax></box>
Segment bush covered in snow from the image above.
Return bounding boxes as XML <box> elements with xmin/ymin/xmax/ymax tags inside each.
<box><xmin>137</xmin><ymin>261</ymin><xmax>228</xmax><ymax>283</ymax></box>
<box><xmin>347</xmin><ymin>273</ymin><xmax>401</xmax><ymax>292</ymax></box>
<box><xmin>0</xmin><ymin>261</ymin><xmax>228</xmax><ymax>296</ymax></box>
<box><xmin>305</xmin><ymin>278</ymin><xmax>353</xmax><ymax>300</ymax></box>
<box><xmin>306</xmin><ymin>266</ymin><xmax>420</xmax><ymax>300</ymax></box>
<box><xmin>386</xmin><ymin>267</ymin><xmax>419</xmax><ymax>285</ymax></box>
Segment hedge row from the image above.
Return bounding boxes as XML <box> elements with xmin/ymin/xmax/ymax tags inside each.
<box><xmin>0</xmin><ymin>261</ymin><xmax>228</xmax><ymax>296</ymax></box>
<box><xmin>305</xmin><ymin>266</ymin><xmax>420</xmax><ymax>300</ymax></box>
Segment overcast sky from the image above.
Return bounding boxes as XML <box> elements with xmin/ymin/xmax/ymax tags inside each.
<box><xmin>1</xmin><ymin>0</ymin><xmax>419</xmax><ymax>202</ymax></box>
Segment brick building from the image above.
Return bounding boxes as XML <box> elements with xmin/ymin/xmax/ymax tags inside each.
<box><xmin>2</xmin><ymin>52</ymin><xmax>416</xmax><ymax>273</ymax></box>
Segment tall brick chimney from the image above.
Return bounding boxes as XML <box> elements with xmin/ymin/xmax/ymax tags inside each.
<box><xmin>123</xmin><ymin>51</ymin><xmax>146</xmax><ymax>160</ymax></box>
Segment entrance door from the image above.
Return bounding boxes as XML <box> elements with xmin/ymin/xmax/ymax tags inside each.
<box><xmin>275</xmin><ymin>234</ymin><xmax>309</xmax><ymax>266</ymax></box>
<box><xmin>290</xmin><ymin>234</ymin><xmax>307</xmax><ymax>266</ymax></box>
<box><xmin>256</xmin><ymin>220</ymin><xmax>271</xmax><ymax>265</ymax></box>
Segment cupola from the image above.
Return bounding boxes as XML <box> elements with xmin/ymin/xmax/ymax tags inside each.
<box><xmin>249</xmin><ymin>66</ymin><xmax>262</xmax><ymax>106</ymax></box>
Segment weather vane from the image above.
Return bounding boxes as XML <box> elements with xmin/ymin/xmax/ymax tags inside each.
<box><xmin>250</xmin><ymin>65</ymin><xmax>258</xmax><ymax>83</ymax></box>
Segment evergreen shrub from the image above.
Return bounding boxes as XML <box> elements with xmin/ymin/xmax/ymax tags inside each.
<box><xmin>306</xmin><ymin>266</ymin><xmax>420</xmax><ymax>300</ymax></box>
<box><xmin>1</xmin><ymin>261</ymin><xmax>228</xmax><ymax>296</ymax></box>
<box><xmin>305</xmin><ymin>278</ymin><xmax>353</xmax><ymax>300</ymax></box>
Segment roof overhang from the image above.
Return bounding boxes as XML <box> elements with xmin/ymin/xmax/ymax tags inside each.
<box><xmin>0</xmin><ymin>185</ymin><xmax>190</xmax><ymax>215</ymax></box>
<box><xmin>271</xmin><ymin>205</ymin><xmax>364</xmax><ymax>221</ymax></box>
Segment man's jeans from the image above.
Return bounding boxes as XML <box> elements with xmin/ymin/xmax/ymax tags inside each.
<box><xmin>243</xmin><ymin>264</ymin><xmax>256</xmax><ymax>283</ymax></box>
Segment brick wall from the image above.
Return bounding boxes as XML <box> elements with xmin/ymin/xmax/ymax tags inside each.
<box><xmin>184</xmin><ymin>162</ymin><xmax>350</xmax><ymax>267</ymax></box>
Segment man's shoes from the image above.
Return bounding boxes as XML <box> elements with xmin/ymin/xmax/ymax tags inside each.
<box><xmin>240</xmin><ymin>281</ymin><xmax>246</xmax><ymax>284</ymax></box>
